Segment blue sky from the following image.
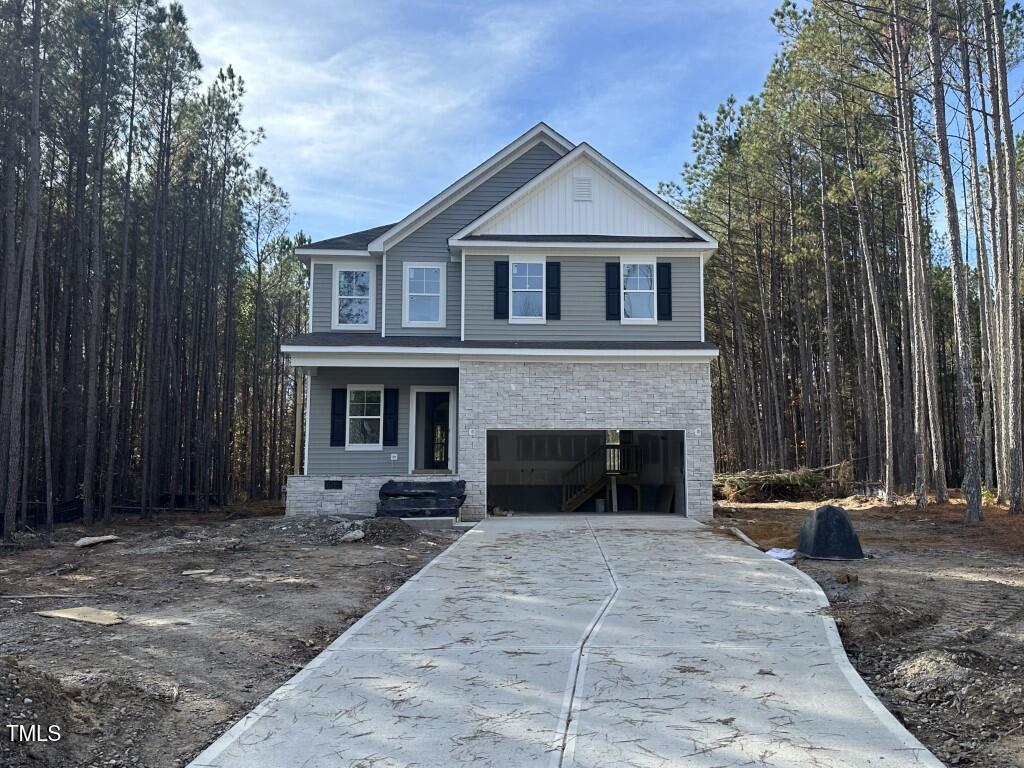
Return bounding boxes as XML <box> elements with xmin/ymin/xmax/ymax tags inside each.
<box><xmin>185</xmin><ymin>1</ymin><xmax>782</xmax><ymax>241</ymax></box>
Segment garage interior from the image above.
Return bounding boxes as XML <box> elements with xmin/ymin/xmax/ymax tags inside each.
<box><xmin>486</xmin><ymin>429</ymin><xmax>687</xmax><ymax>514</ymax></box>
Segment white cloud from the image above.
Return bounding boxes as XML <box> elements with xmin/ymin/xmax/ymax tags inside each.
<box><xmin>185</xmin><ymin>1</ymin><xmax>563</xmax><ymax>236</ymax></box>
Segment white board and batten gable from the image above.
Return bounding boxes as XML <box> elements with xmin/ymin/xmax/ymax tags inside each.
<box><xmin>448</xmin><ymin>144</ymin><xmax>718</xmax><ymax>255</ymax></box>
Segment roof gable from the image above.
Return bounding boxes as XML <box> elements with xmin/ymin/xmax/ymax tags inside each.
<box><xmin>366</xmin><ymin>122</ymin><xmax>574</xmax><ymax>252</ymax></box>
<box><xmin>450</xmin><ymin>144</ymin><xmax>717</xmax><ymax>247</ymax></box>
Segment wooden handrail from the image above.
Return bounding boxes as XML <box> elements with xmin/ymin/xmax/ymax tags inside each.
<box><xmin>561</xmin><ymin>443</ymin><xmax>641</xmax><ymax>510</ymax></box>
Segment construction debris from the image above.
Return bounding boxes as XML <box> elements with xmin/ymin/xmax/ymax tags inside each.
<box><xmin>73</xmin><ymin>535</ymin><xmax>121</xmax><ymax>548</ymax></box>
<box><xmin>34</xmin><ymin>607</ymin><xmax>124</xmax><ymax>625</ymax></box>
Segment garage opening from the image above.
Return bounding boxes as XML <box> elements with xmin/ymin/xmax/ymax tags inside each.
<box><xmin>486</xmin><ymin>429</ymin><xmax>687</xmax><ymax>514</ymax></box>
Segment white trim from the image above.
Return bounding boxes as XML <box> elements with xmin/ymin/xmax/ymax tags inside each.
<box><xmin>448</xmin><ymin>143</ymin><xmax>719</xmax><ymax>248</ymax></box>
<box><xmin>450</xmin><ymin>239</ymin><xmax>713</xmax><ymax>252</ymax></box>
<box><xmin>282</xmin><ymin>347</ymin><xmax>719</xmax><ymax>370</ymax></box>
<box><xmin>305</xmin><ymin>262</ymin><xmax>316</xmax><ymax>334</ymax></box>
<box><xmin>699</xmin><ymin>259</ymin><xmax>705</xmax><ymax>343</ymax></box>
<box><xmin>302</xmin><ymin>374</ymin><xmax>311</xmax><ymax>473</ymax></box>
<box><xmin>407</xmin><ymin>386</ymin><xmax>458</xmax><ymax>474</ymax></box>
<box><xmin>460</xmin><ymin>256</ymin><xmax>466</xmax><ymax>341</ymax></box>
<box><xmin>682</xmin><ymin>430</ymin><xmax>689</xmax><ymax>517</ymax></box>
<box><xmin>401</xmin><ymin>261</ymin><xmax>447</xmax><ymax>328</ymax></box>
<box><xmin>509</xmin><ymin>254</ymin><xmax>546</xmax><ymax>324</ymax></box>
<box><xmin>381</xmin><ymin>248</ymin><xmax>387</xmax><ymax>337</ymax></box>
<box><xmin>331</xmin><ymin>260</ymin><xmax>376</xmax><ymax>331</ymax></box>
<box><xmin>620</xmin><ymin>257</ymin><xmax>658</xmax><ymax>326</ymax></box>
<box><xmin>344</xmin><ymin>385</ymin><xmax>384</xmax><ymax>451</ymax></box>
<box><xmin>367</xmin><ymin>123</ymin><xmax>574</xmax><ymax>252</ymax></box>
<box><xmin>295</xmin><ymin>248</ymin><xmax>371</xmax><ymax>257</ymax></box>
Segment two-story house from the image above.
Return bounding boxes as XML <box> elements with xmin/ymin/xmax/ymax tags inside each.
<box><xmin>283</xmin><ymin>123</ymin><xmax>718</xmax><ymax>521</ymax></box>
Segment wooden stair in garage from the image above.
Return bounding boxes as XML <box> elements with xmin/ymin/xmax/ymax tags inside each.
<box><xmin>561</xmin><ymin>443</ymin><xmax>641</xmax><ymax>513</ymax></box>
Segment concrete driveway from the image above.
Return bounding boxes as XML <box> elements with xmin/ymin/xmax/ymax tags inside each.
<box><xmin>189</xmin><ymin>516</ymin><xmax>942</xmax><ymax>767</ymax></box>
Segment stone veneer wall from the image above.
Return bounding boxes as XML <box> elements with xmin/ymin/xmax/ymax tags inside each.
<box><xmin>456</xmin><ymin>360</ymin><xmax>714</xmax><ymax>521</ymax></box>
<box><xmin>285</xmin><ymin>474</ymin><xmax>460</xmax><ymax>517</ymax></box>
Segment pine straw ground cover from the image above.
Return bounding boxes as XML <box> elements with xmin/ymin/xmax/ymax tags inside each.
<box><xmin>713</xmin><ymin>498</ymin><xmax>1024</xmax><ymax>767</ymax></box>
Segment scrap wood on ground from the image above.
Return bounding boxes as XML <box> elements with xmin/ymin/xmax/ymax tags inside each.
<box><xmin>712</xmin><ymin>497</ymin><xmax>1024</xmax><ymax>768</ymax></box>
<box><xmin>0</xmin><ymin>506</ymin><xmax>461</xmax><ymax>768</ymax></box>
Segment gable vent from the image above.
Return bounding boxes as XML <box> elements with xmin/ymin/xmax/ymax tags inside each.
<box><xmin>573</xmin><ymin>176</ymin><xmax>593</xmax><ymax>202</ymax></box>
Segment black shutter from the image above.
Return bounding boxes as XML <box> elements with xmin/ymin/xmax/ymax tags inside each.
<box><xmin>657</xmin><ymin>262</ymin><xmax>672</xmax><ymax>321</ymax></box>
<box><xmin>494</xmin><ymin>261</ymin><xmax>509</xmax><ymax>319</ymax></box>
<box><xmin>383</xmin><ymin>388</ymin><xmax>399</xmax><ymax>446</ymax></box>
<box><xmin>605</xmin><ymin>262</ymin><xmax>620</xmax><ymax>320</ymax></box>
<box><xmin>546</xmin><ymin>262</ymin><xmax>561</xmax><ymax>320</ymax></box>
<box><xmin>330</xmin><ymin>388</ymin><xmax>347</xmax><ymax>446</ymax></box>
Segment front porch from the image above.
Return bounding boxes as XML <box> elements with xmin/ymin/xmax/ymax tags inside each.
<box><xmin>287</xmin><ymin>365</ymin><xmax>459</xmax><ymax>517</ymax></box>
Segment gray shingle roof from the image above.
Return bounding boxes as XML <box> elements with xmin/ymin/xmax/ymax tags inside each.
<box><xmin>282</xmin><ymin>332</ymin><xmax>718</xmax><ymax>351</ymax></box>
<box><xmin>299</xmin><ymin>223</ymin><xmax>396</xmax><ymax>251</ymax></box>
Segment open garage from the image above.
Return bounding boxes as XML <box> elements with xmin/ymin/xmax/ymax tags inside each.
<box><xmin>486</xmin><ymin>429</ymin><xmax>687</xmax><ymax>514</ymax></box>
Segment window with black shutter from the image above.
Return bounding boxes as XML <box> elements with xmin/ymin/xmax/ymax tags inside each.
<box><xmin>656</xmin><ymin>262</ymin><xmax>672</xmax><ymax>321</ymax></box>
<box><xmin>493</xmin><ymin>261</ymin><xmax>509</xmax><ymax>319</ymax></box>
<box><xmin>330</xmin><ymin>388</ymin><xmax>347</xmax><ymax>446</ymax></box>
<box><xmin>546</xmin><ymin>262</ymin><xmax>561</xmax><ymax>320</ymax></box>
<box><xmin>383</xmin><ymin>388</ymin><xmax>399</xmax><ymax>446</ymax></box>
<box><xmin>605</xmin><ymin>262</ymin><xmax>620</xmax><ymax>320</ymax></box>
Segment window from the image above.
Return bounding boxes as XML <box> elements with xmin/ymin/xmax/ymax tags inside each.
<box><xmin>346</xmin><ymin>388</ymin><xmax>383</xmax><ymax>448</ymax></box>
<box><xmin>402</xmin><ymin>262</ymin><xmax>445</xmax><ymax>327</ymax></box>
<box><xmin>333</xmin><ymin>263</ymin><xmax>375</xmax><ymax>329</ymax></box>
<box><xmin>510</xmin><ymin>260</ymin><xmax>545</xmax><ymax>322</ymax></box>
<box><xmin>621</xmin><ymin>260</ymin><xmax>656</xmax><ymax>324</ymax></box>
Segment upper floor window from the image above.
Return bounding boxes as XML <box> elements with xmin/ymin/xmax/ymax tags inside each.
<box><xmin>333</xmin><ymin>261</ymin><xmax>375</xmax><ymax>330</ymax></box>
<box><xmin>402</xmin><ymin>262</ymin><xmax>446</xmax><ymax>328</ymax></box>
<box><xmin>621</xmin><ymin>260</ymin><xmax>656</xmax><ymax>324</ymax></box>
<box><xmin>510</xmin><ymin>259</ymin><xmax>545</xmax><ymax>322</ymax></box>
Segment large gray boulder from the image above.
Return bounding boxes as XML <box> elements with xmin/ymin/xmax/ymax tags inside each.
<box><xmin>797</xmin><ymin>505</ymin><xmax>865</xmax><ymax>560</ymax></box>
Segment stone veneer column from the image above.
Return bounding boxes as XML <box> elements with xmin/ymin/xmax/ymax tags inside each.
<box><xmin>456</xmin><ymin>360</ymin><xmax>715</xmax><ymax>521</ymax></box>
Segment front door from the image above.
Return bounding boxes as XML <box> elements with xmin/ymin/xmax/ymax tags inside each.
<box><xmin>413</xmin><ymin>389</ymin><xmax>453</xmax><ymax>472</ymax></box>
<box><xmin>422</xmin><ymin>392</ymin><xmax>449</xmax><ymax>470</ymax></box>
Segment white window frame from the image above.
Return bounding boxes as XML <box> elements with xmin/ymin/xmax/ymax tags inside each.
<box><xmin>509</xmin><ymin>255</ymin><xmax>546</xmax><ymax>324</ymax></box>
<box><xmin>620</xmin><ymin>257</ymin><xmax>658</xmax><ymax>326</ymax></box>
<box><xmin>331</xmin><ymin>260</ymin><xmax>376</xmax><ymax>331</ymax></box>
<box><xmin>402</xmin><ymin>261</ymin><xmax>447</xmax><ymax>328</ymax></box>
<box><xmin>345</xmin><ymin>385</ymin><xmax>384</xmax><ymax>451</ymax></box>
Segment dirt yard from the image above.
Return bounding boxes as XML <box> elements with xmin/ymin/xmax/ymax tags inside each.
<box><xmin>713</xmin><ymin>497</ymin><xmax>1024</xmax><ymax>768</ymax></box>
<box><xmin>0</xmin><ymin>508</ymin><xmax>461</xmax><ymax>768</ymax></box>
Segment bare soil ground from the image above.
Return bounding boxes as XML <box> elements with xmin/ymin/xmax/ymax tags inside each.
<box><xmin>712</xmin><ymin>497</ymin><xmax>1024</xmax><ymax>768</ymax></box>
<box><xmin>0</xmin><ymin>507</ymin><xmax>461</xmax><ymax>768</ymax></box>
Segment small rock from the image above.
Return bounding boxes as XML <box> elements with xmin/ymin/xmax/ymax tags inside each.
<box><xmin>340</xmin><ymin>529</ymin><xmax>365</xmax><ymax>543</ymax></box>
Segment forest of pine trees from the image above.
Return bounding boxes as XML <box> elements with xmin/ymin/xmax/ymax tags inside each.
<box><xmin>665</xmin><ymin>0</ymin><xmax>1024</xmax><ymax>521</ymax></box>
<box><xmin>0</xmin><ymin>0</ymin><xmax>308</xmax><ymax>540</ymax></box>
<box><xmin>4</xmin><ymin>0</ymin><xmax>1024</xmax><ymax>539</ymax></box>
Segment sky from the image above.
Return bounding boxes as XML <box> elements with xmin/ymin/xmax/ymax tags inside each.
<box><xmin>184</xmin><ymin>0</ymin><xmax>782</xmax><ymax>241</ymax></box>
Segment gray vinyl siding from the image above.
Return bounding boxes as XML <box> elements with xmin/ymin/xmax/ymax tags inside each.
<box><xmin>310</xmin><ymin>262</ymin><xmax>383</xmax><ymax>333</ymax></box>
<box><xmin>464</xmin><ymin>254</ymin><xmax>702</xmax><ymax>341</ymax></box>
<box><xmin>385</xmin><ymin>141</ymin><xmax>564</xmax><ymax>335</ymax></box>
<box><xmin>306</xmin><ymin>367</ymin><xmax>458</xmax><ymax>475</ymax></box>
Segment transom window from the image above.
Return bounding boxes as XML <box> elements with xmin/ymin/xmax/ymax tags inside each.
<box><xmin>334</xmin><ymin>264</ymin><xmax>374</xmax><ymax>329</ymax></box>
<box><xmin>403</xmin><ymin>262</ymin><xmax>445</xmax><ymax>327</ymax></box>
<box><xmin>347</xmin><ymin>388</ymin><xmax>382</xmax><ymax>448</ymax></box>
<box><xmin>621</xmin><ymin>261</ymin><xmax>656</xmax><ymax>324</ymax></box>
<box><xmin>511</xmin><ymin>261</ymin><xmax>544</xmax><ymax>321</ymax></box>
